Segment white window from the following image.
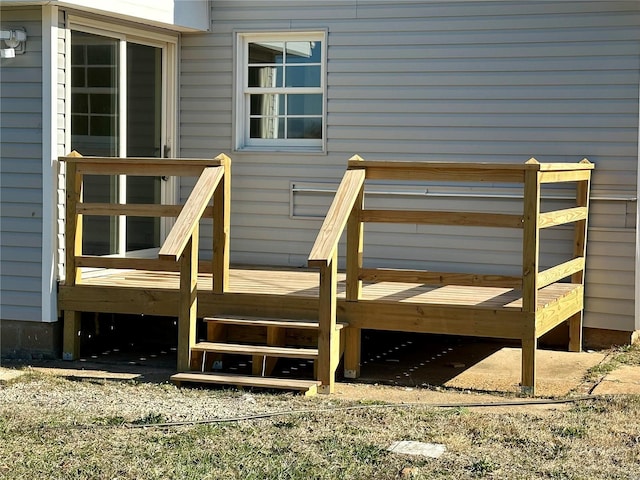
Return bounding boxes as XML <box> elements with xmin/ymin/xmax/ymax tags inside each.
<box><xmin>236</xmin><ymin>32</ymin><xmax>325</xmax><ymax>151</ymax></box>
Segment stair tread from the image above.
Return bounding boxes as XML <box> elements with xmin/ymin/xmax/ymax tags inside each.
<box><xmin>193</xmin><ymin>341</ymin><xmax>318</xmax><ymax>358</ymax></box>
<box><xmin>204</xmin><ymin>315</ymin><xmax>346</xmax><ymax>330</ymax></box>
<box><xmin>171</xmin><ymin>372</ymin><xmax>321</xmax><ymax>392</ymax></box>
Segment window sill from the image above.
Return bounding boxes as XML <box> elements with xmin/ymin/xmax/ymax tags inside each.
<box><xmin>234</xmin><ymin>146</ymin><xmax>327</xmax><ymax>155</ymax></box>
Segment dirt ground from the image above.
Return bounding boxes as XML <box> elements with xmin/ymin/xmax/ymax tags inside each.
<box><xmin>2</xmin><ymin>329</ymin><xmax>616</xmax><ymax>412</ymax></box>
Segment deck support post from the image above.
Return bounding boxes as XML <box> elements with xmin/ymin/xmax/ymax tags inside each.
<box><xmin>252</xmin><ymin>327</ymin><xmax>286</xmax><ymax>376</ymax></box>
<box><xmin>62</xmin><ymin>152</ymin><xmax>84</xmax><ymax>360</ymax></box>
<box><xmin>568</xmin><ymin>167</ymin><xmax>591</xmax><ymax>352</ymax></box>
<box><xmin>62</xmin><ymin>311</ymin><xmax>82</xmax><ymax>361</ymax></box>
<box><xmin>213</xmin><ymin>154</ymin><xmax>231</xmax><ymax>294</ymax></box>
<box><xmin>178</xmin><ymin>226</ymin><xmax>199</xmax><ymax>372</ymax></box>
<box><xmin>206</xmin><ymin>322</ymin><xmax>227</xmax><ymax>371</ymax></box>
<box><xmin>568</xmin><ymin>312</ymin><xmax>583</xmax><ymax>352</ymax></box>
<box><xmin>521</xmin><ymin>331</ymin><xmax>537</xmax><ymax>396</ymax></box>
<box><xmin>317</xmin><ymin>251</ymin><xmax>338</xmax><ymax>394</ymax></box>
<box><xmin>521</xmin><ymin>161</ymin><xmax>541</xmax><ymax>395</ymax></box>
<box><xmin>343</xmin><ymin>328</ymin><xmax>361</xmax><ymax>379</ymax></box>
<box><xmin>344</xmin><ymin>183</ymin><xmax>364</xmax><ymax>378</ymax></box>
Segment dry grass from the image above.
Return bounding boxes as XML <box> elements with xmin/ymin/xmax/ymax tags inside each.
<box><xmin>1</xmin><ymin>345</ymin><xmax>639</xmax><ymax>479</ymax></box>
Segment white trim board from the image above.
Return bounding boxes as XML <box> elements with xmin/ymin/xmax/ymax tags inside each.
<box><xmin>41</xmin><ymin>4</ymin><xmax>59</xmax><ymax>323</ymax></box>
<box><xmin>635</xmin><ymin>79</ymin><xmax>640</xmax><ymax>331</ymax></box>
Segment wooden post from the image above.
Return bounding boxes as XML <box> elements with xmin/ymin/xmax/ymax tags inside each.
<box><xmin>213</xmin><ymin>154</ymin><xmax>231</xmax><ymax>294</ymax></box>
<box><xmin>62</xmin><ymin>152</ymin><xmax>84</xmax><ymax>360</ymax></box>
<box><xmin>521</xmin><ymin>160</ymin><xmax>541</xmax><ymax>395</ymax></box>
<box><xmin>568</xmin><ymin>312</ymin><xmax>582</xmax><ymax>353</ymax></box>
<box><xmin>569</xmin><ymin>160</ymin><xmax>592</xmax><ymax>352</ymax></box>
<box><xmin>62</xmin><ymin>311</ymin><xmax>82</xmax><ymax>361</ymax></box>
<box><xmin>265</xmin><ymin>327</ymin><xmax>286</xmax><ymax>376</ymax></box>
<box><xmin>344</xmin><ymin>181</ymin><xmax>364</xmax><ymax>379</ymax></box>
<box><xmin>178</xmin><ymin>225</ymin><xmax>199</xmax><ymax>372</ymax></box>
<box><xmin>317</xmin><ymin>251</ymin><xmax>338</xmax><ymax>394</ymax></box>
<box><xmin>251</xmin><ymin>327</ymin><xmax>286</xmax><ymax>376</ymax></box>
<box><xmin>205</xmin><ymin>321</ymin><xmax>227</xmax><ymax>371</ymax></box>
<box><xmin>521</xmin><ymin>332</ymin><xmax>537</xmax><ymax>395</ymax></box>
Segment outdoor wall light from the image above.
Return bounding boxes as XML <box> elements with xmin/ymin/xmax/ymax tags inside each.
<box><xmin>0</xmin><ymin>28</ymin><xmax>27</xmax><ymax>58</ymax></box>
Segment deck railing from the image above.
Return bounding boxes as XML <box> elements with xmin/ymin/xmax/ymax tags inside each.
<box><xmin>309</xmin><ymin>155</ymin><xmax>593</xmax><ymax>391</ymax></box>
<box><xmin>308</xmin><ymin>160</ymin><xmax>366</xmax><ymax>393</ymax></box>
<box><xmin>61</xmin><ymin>152</ymin><xmax>231</xmax><ymax>370</ymax></box>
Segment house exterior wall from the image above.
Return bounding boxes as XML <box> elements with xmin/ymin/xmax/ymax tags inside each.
<box><xmin>0</xmin><ymin>6</ymin><xmax>44</xmax><ymax>323</ymax></box>
<box><xmin>180</xmin><ymin>0</ymin><xmax>640</xmax><ymax>333</ymax></box>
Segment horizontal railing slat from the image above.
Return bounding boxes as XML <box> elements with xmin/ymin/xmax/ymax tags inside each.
<box><xmin>76</xmin><ymin>256</ymin><xmax>180</xmax><ymax>272</ymax></box>
<box><xmin>361</xmin><ymin>209</ymin><xmax>524</xmax><ymax>228</ymax></box>
<box><xmin>537</xmin><ymin>257</ymin><xmax>585</xmax><ymax>288</ymax></box>
<box><xmin>360</xmin><ymin>268</ymin><xmax>522</xmax><ymax>288</ymax></box>
<box><xmin>538</xmin><ymin>207</ymin><xmax>588</xmax><ymax>229</ymax></box>
<box><xmin>76</xmin><ymin>203</ymin><xmax>214</xmax><ymax>218</ymax></box>
<box><xmin>75</xmin><ymin>256</ymin><xmax>216</xmax><ymax>273</ymax></box>
<box><xmin>539</xmin><ymin>170</ymin><xmax>591</xmax><ymax>183</ymax></box>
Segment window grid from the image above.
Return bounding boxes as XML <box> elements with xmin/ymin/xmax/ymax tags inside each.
<box><xmin>238</xmin><ymin>33</ymin><xmax>325</xmax><ymax>150</ymax></box>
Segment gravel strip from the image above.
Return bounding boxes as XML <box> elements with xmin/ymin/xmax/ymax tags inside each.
<box><xmin>0</xmin><ymin>373</ymin><xmax>322</xmax><ymax>425</ymax></box>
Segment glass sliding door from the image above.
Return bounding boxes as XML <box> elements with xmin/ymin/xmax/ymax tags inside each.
<box><xmin>71</xmin><ymin>30</ymin><xmax>168</xmax><ymax>256</ymax></box>
<box><xmin>71</xmin><ymin>31</ymin><xmax>120</xmax><ymax>255</ymax></box>
<box><xmin>125</xmin><ymin>43</ymin><xmax>162</xmax><ymax>252</ymax></box>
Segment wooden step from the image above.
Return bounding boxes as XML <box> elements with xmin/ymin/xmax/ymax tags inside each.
<box><xmin>204</xmin><ymin>315</ymin><xmax>347</xmax><ymax>330</ymax></box>
<box><xmin>171</xmin><ymin>372</ymin><xmax>321</xmax><ymax>396</ymax></box>
<box><xmin>192</xmin><ymin>341</ymin><xmax>318</xmax><ymax>359</ymax></box>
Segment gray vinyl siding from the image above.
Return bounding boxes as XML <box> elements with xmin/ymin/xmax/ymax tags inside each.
<box><xmin>0</xmin><ymin>7</ymin><xmax>43</xmax><ymax>321</ymax></box>
<box><xmin>179</xmin><ymin>1</ymin><xmax>640</xmax><ymax>332</ymax></box>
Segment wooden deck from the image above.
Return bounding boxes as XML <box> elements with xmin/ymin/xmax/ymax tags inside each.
<box><xmin>59</xmin><ymin>265</ymin><xmax>582</xmax><ymax>338</ymax></box>
<box><xmin>58</xmin><ymin>154</ymin><xmax>593</xmax><ymax>395</ymax></box>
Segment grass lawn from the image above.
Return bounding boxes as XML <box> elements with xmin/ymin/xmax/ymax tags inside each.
<box><xmin>1</xmin><ymin>345</ymin><xmax>639</xmax><ymax>479</ymax></box>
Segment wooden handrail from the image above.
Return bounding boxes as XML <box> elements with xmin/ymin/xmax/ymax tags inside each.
<box><xmin>308</xmin><ymin>160</ymin><xmax>365</xmax><ymax>393</ymax></box>
<box><xmin>61</xmin><ymin>156</ymin><xmax>227</xmax><ymax>166</ymax></box>
<box><xmin>308</xmin><ymin>168</ymin><xmax>366</xmax><ymax>267</ymax></box>
<box><xmin>347</xmin><ymin>158</ymin><xmax>594</xmax><ymax>183</ymax></box>
<box><xmin>159</xmin><ymin>166</ymin><xmax>225</xmax><ymax>262</ymax></box>
<box><xmin>60</xmin><ymin>155</ymin><xmax>226</xmax><ymax>177</ymax></box>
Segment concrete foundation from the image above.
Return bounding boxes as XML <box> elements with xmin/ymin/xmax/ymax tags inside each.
<box><xmin>538</xmin><ymin>323</ymin><xmax>639</xmax><ymax>350</ymax></box>
<box><xmin>0</xmin><ymin>319</ymin><xmax>61</xmax><ymax>360</ymax></box>
<box><xmin>583</xmin><ymin>327</ymin><xmax>639</xmax><ymax>349</ymax></box>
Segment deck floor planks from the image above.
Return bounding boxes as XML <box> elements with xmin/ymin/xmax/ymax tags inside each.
<box><xmin>69</xmin><ymin>266</ymin><xmax>579</xmax><ymax>311</ymax></box>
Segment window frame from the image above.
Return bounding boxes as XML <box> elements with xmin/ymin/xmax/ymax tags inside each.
<box><xmin>235</xmin><ymin>31</ymin><xmax>327</xmax><ymax>152</ymax></box>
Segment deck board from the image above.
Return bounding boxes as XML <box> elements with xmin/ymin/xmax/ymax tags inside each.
<box><xmin>68</xmin><ymin>266</ymin><xmax>578</xmax><ymax>311</ymax></box>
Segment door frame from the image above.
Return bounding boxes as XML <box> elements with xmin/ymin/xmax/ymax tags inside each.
<box><xmin>66</xmin><ymin>15</ymin><xmax>179</xmax><ymax>253</ymax></box>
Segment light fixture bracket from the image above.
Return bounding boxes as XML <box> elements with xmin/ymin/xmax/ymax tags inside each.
<box><xmin>0</xmin><ymin>28</ymin><xmax>27</xmax><ymax>56</ymax></box>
